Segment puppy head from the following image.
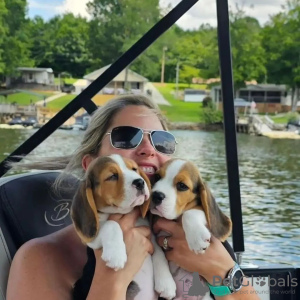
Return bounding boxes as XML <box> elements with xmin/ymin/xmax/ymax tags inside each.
<box><xmin>150</xmin><ymin>159</ymin><xmax>232</xmax><ymax>241</ymax></box>
<box><xmin>71</xmin><ymin>154</ymin><xmax>151</xmax><ymax>244</ymax></box>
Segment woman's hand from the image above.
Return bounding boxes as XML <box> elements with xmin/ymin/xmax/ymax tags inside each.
<box><xmin>153</xmin><ymin>218</ymin><xmax>235</xmax><ymax>285</ymax></box>
<box><xmin>93</xmin><ymin>208</ymin><xmax>153</xmax><ymax>289</ymax></box>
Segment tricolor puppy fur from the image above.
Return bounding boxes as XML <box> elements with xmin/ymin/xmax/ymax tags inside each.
<box><xmin>150</xmin><ymin>159</ymin><xmax>232</xmax><ymax>300</ymax></box>
<box><xmin>71</xmin><ymin>154</ymin><xmax>151</xmax><ymax>271</ymax></box>
<box><xmin>71</xmin><ymin>154</ymin><xmax>177</xmax><ymax>300</ymax></box>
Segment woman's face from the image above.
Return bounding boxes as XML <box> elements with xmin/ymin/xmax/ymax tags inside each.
<box><xmin>97</xmin><ymin>105</ymin><xmax>171</xmax><ymax>179</ymax></box>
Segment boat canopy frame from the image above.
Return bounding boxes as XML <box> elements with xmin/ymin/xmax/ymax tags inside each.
<box><xmin>0</xmin><ymin>0</ymin><xmax>244</xmax><ymax>258</ymax></box>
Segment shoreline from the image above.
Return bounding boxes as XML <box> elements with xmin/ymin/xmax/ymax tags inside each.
<box><xmin>168</xmin><ymin>122</ymin><xmax>223</xmax><ymax>131</ymax></box>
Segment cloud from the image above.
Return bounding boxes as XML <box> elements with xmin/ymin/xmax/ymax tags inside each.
<box><xmin>28</xmin><ymin>0</ymin><xmax>286</xmax><ymax>29</ymax></box>
<box><xmin>56</xmin><ymin>0</ymin><xmax>90</xmax><ymax>18</ymax></box>
<box><xmin>28</xmin><ymin>0</ymin><xmax>61</xmax><ymax>11</ymax></box>
<box><xmin>161</xmin><ymin>0</ymin><xmax>286</xmax><ymax>29</ymax></box>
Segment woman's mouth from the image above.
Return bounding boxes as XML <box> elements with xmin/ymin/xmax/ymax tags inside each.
<box><xmin>140</xmin><ymin>166</ymin><xmax>156</xmax><ymax>175</ymax></box>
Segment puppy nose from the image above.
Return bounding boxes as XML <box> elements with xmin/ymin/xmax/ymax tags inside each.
<box><xmin>132</xmin><ymin>178</ymin><xmax>145</xmax><ymax>191</ymax></box>
<box><xmin>152</xmin><ymin>191</ymin><xmax>165</xmax><ymax>206</ymax></box>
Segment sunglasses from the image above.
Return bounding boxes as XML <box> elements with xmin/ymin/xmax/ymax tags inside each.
<box><xmin>105</xmin><ymin>126</ymin><xmax>177</xmax><ymax>155</ymax></box>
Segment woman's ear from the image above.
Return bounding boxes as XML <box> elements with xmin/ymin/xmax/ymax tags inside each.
<box><xmin>138</xmin><ymin>168</ymin><xmax>152</xmax><ymax>218</ymax></box>
<box><xmin>71</xmin><ymin>173</ymin><xmax>99</xmax><ymax>244</ymax></box>
<box><xmin>198</xmin><ymin>180</ymin><xmax>232</xmax><ymax>241</ymax></box>
<box><xmin>82</xmin><ymin>154</ymin><xmax>95</xmax><ymax>171</ymax></box>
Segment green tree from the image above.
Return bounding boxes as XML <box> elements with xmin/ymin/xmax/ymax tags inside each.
<box><xmin>230</xmin><ymin>8</ymin><xmax>266</xmax><ymax>93</ymax></box>
<box><xmin>27</xmin><ymin>16</ymin><xmax>51</xmax><ymax>67</ymax></box>
<box><xmin>168</xmin><ymin>25</ymin><xmax>219</xmax><ymax>82</ymax></box>
<box><xmin>1</xmin><ymin>0</ymin><xmax>33</xmax><ymax>76</ymax></box>
<box><xmin>28</xmin><ymin>14</ymin><xmax>92</xmax><ymax>77</ymax></box>
<box><xmin>0</xmin><ymin>0</ymin><xmax>8</xmax><ymax>74</ymax></box>
<box><xmin>87</xmin><ymin>0</ymin><xmax>161</xmax><ymax>79</ymax></box>
<box><xmin>200</xmin><ymin>101</ymin><xmax>223</xmax><ymax>124</ymax></box>
<box><xmin>179</xmin><ymin>65</ymin><xmax>200</xmax><ymax>86</ymax></box>
<box><xmin>262</xmin><ymin>0</ymin><xmax>300</xmax><ymax>111</ymax></box>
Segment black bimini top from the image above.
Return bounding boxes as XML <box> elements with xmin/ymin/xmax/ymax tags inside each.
<box><xmin>0</xmin><ymin>0</ymin><xmax>244</xmax><ymax>255</ymax></box>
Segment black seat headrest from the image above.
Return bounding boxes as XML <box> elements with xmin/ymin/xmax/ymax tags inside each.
<box><xmin>0</xmin><ymin>172</ymin><xmax>78</xmax><ymax>257</ymax></box>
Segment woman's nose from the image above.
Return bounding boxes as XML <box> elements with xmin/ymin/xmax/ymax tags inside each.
<box><xmin>136</xmin><ymin>134</ymin><xmax>155</xmax><ymax>157</ymax></box>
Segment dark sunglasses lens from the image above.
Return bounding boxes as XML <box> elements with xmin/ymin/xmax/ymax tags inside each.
<box><xmin>111</xmin><ymin>126</ymin><xmax>143</xmax><ymax>149</ymax></box>
<box><xmin>151</xmin><ymin>131</ymin><xmax>176</xmax><ymax>154</ymax></box>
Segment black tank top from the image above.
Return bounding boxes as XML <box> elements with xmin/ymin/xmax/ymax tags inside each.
<box><xmin>72</xmin><ymin>241</ymin><xmax>236</xmax><ymax>300</ymax></box>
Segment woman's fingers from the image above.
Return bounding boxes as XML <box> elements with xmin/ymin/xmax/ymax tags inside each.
<box><xmin>134</xmin><ymin>226</ymin><xmax>152</xmax><ymax>239</ymax></box>
<box><xmin>109</xmin><ymin>207</ymin><xmax>141</xmax><ymax>231</ymax></box>
<box><xmin>145</xmin><ymin>238</ymin><xmax>154</xmax><ymax>255</ymax></box>
<box><xmin>156</xmin><ymin>235</ymin><xmax>175</xmax><ymax>249</ymax></box>
<box><xmin>153</xmin><ymin>218</ymin><xmax>179</xmax><ymax>236</ymax></box>
<box><xmin>108</xmin><ymin>213</ymin><xmax>123</xmax><ymax>221</ymax></box>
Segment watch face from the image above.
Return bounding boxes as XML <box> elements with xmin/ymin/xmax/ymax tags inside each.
<box><xmin>232</xmin><ymin>270</ymin><xmax>244</xmax><ymax>291</ymax></box>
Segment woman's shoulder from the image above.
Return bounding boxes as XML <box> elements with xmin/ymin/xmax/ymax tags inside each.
<box><xmin>15</xmin><ymin>225</ymin><xmax>76</xmax><ymax>259</ymax></box>
<box><xmin>11</xmin><ymin>227</ymin><xmax>70</xmax><ymax>274</ymax></box>
<box><xmin>11</xmin><ymin>226</ymin><xmax>87</xmax><ymax>284</ymax></box>
<box><xmin>7</xmin><ymin>227</ymin><xmax>87</xmax><ymax>299</ymax></box>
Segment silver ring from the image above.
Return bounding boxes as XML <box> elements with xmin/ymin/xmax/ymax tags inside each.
<box><xmin>163</xmin><ymin>237</ymin><xmax>169</xmax><ymax>250</ymax></box>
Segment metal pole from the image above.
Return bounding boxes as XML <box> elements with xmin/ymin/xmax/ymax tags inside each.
<box><xmin>216</xmin><ymin>0</ymin><xmax>245</xmax><ymax>258</ymax></box>
<box><xmin>175</xmin><ymin>61</ymin><xmax>180</xmax><ymax>99</ymax></box>
<box><xmin>0</xmin><ymin>0</ymin><xmax>199</xmax><ymax>177</ymax></box>
<box><xmin>161</xmin><ymin>46</ymin><xmax>167</xmax><ymax>83</ymax></box>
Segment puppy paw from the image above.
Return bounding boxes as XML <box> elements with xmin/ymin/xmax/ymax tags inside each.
<box><xmin>186</xmin><ymin>225</ymin><xmax>211</xmax><ymax>254</ymax></box>
<box><xmin>155</xmin><ymin>276</ymin><xmax>177</xmax><ymax>300</ymax></box>
<box><xmin>101</xmin><ymin>245</ymin><xmax>127</xmax><ymax>270</ymax></box>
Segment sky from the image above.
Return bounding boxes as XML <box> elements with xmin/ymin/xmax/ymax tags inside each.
<box><xmin>28</xmin><ymin>0</ymin><xmax>287</xmax><ymax>29</ymax></box>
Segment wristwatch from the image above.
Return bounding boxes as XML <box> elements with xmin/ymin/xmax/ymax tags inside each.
<box><xmin>207</xmin><ymin>263</ymin><xmax>245</xmax><ymax>296</ymax></box>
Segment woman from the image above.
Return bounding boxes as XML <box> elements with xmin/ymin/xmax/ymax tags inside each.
<box><xmin>6</xmin><ymin>95</ymin><xmax>259</xmax><ymax>300</ymax></box>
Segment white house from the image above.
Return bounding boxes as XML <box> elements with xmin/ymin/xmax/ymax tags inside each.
<box><xmin>184</xmin><ymin>89</ymin><xmax>207</xmax><ymax>102</ymax></box>
<box><xmin>6</xmin><ymin>67</ymin><xmax>55</xmax><ymax>89</ymax></box>
<box><xmin>73</xmin><ymin>79</ymin><xmax>90</xmax><ymax>95</ymax></box>
<box><xmin>210</xmin><ymin>83</ymin><xmax>300</xmax><ymax>113</ymax></box>
<box><xmin>83</xmin><ymin>65</ymin><xmax>148</xmax><ymax>95</ymax></box>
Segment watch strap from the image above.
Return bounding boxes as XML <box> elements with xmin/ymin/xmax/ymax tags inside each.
<box><xmin>207</xmin><ymin>263</ymin><xmax>243</xmax><ymax>296</ymax></box>
<box><xmin>206</xmin><ymin>283</ymin><xmax>232</xmax><ymax>296</ymax></box>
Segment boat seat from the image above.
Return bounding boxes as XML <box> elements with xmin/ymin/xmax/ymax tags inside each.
<box><xmin>0</xmin><ymin>171</ymin><xmax>78</xmax><ymax>300</ymax></box>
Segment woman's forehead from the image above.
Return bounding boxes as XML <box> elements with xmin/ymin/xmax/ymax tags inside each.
<box><xmin>110</xmin><ymin>105</ymin><xmax>164</xmax><ymax>130</ymax></box>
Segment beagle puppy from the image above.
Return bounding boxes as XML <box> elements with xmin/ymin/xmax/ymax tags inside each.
<box><xmin>72</xmin><ymin>154</ymin><xmax>162</xmax><ymax>299</ymax></box>
<box><xmin>71</xmin><ymin>154</ymin><xmax>151</xmax><ymax>270</ymax></box>
<box><xmin>150</xmin><ymin>158</ymin><xmax>232</xmax><ymax>300</ymax></box>
<box><xmin>71</xmin><ymin>154</ymin><xmax>177</xmax><ymax>300</ymax></box>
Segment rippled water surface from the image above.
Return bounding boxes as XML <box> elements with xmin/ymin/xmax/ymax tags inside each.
<box><xmin>0</xmin><ymin>128</ymin><xmax>299</xmax><ymax>266</ymax></box>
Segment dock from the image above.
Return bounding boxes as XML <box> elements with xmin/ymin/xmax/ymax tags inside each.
<box><xmin>236</xmin><ymin>115</ymin><xmax>300</xmax><ymax>139</ymax></box>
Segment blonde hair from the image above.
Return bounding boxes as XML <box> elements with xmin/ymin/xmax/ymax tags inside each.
<box><xmin>12</xmin><ymin>94</ymin><xmax>168</xmax><ymax>190</ymax></box>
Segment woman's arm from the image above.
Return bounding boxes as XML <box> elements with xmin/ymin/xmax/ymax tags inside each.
<box><xmin>7</xmin><ymin>239</ymin><xmax>74</xmax><ymax>300</ymax></box>
<box><xmin>153</xmin><ymin>218</ymin><xmax>260</xmax><ymax>300</ymax></box>
<box><xmin>7</xmin><ymin>209</ymin><xmax>153</xmax><ymax>300</ymax></box>
<box><xmin>87</xmin><ymin>225</ymin><xmax>154</xmax><ymax>300</ymax></box>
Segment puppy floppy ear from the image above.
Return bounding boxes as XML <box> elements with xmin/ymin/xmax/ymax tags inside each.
<box><xmin>138</xmin><ymin>169</ymin><xmax>152</xmax><ymax>218</ymax></box>
<box><xmin>71</xmin><ymin>174</ymin><xmax>99</xmax><ymax>244</ymax></box>
<box><xmin>199</xmin><ymin>181</ymin><xmax>232</xmax><ymax>241</ymax></box>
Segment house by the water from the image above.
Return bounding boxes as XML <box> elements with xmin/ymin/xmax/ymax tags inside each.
<box><xmin>75</xmin><ymin>65</ymin><xmax>148</xmax><ymax>106</ymax></box>
<box><xmin>211</xmin><ymin>84</ymin><xmax>300</xmax><ymax>113</ymax></box>
<box><xmin>5</xmin><ymin>67</ymin><xmax>56</xmax><ymax>90</ymax></box>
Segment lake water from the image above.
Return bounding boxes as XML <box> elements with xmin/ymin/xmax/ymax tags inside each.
<box><xmin>0</xmin><ymin>128</ymin><xmax>299</xmax><ymax>267</ymax></box>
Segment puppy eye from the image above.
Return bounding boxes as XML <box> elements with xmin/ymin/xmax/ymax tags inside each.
<box><xmin>176</xmin><ymin>182</ymin><xmax>188</xmax><ymax>191</ymax></box>
<box><xmin>132</xmin><ymin>167</ymin><xmax>137</xmax><ymax>172</ymax></box>
<box><xmin>106</xmin><ymin>173</ymin><xmax>118</xmax><ymax>181</ymax></box>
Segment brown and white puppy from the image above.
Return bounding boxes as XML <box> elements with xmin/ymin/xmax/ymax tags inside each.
<box><xmin>150</xmin><ymin>158</ymin><xmax>232</xmax><ymax>300</ymax></box>
<box><xmin>71</xmin><ymin>154</ymin><xmax>151</xmax><ymax>271</ymax></box>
